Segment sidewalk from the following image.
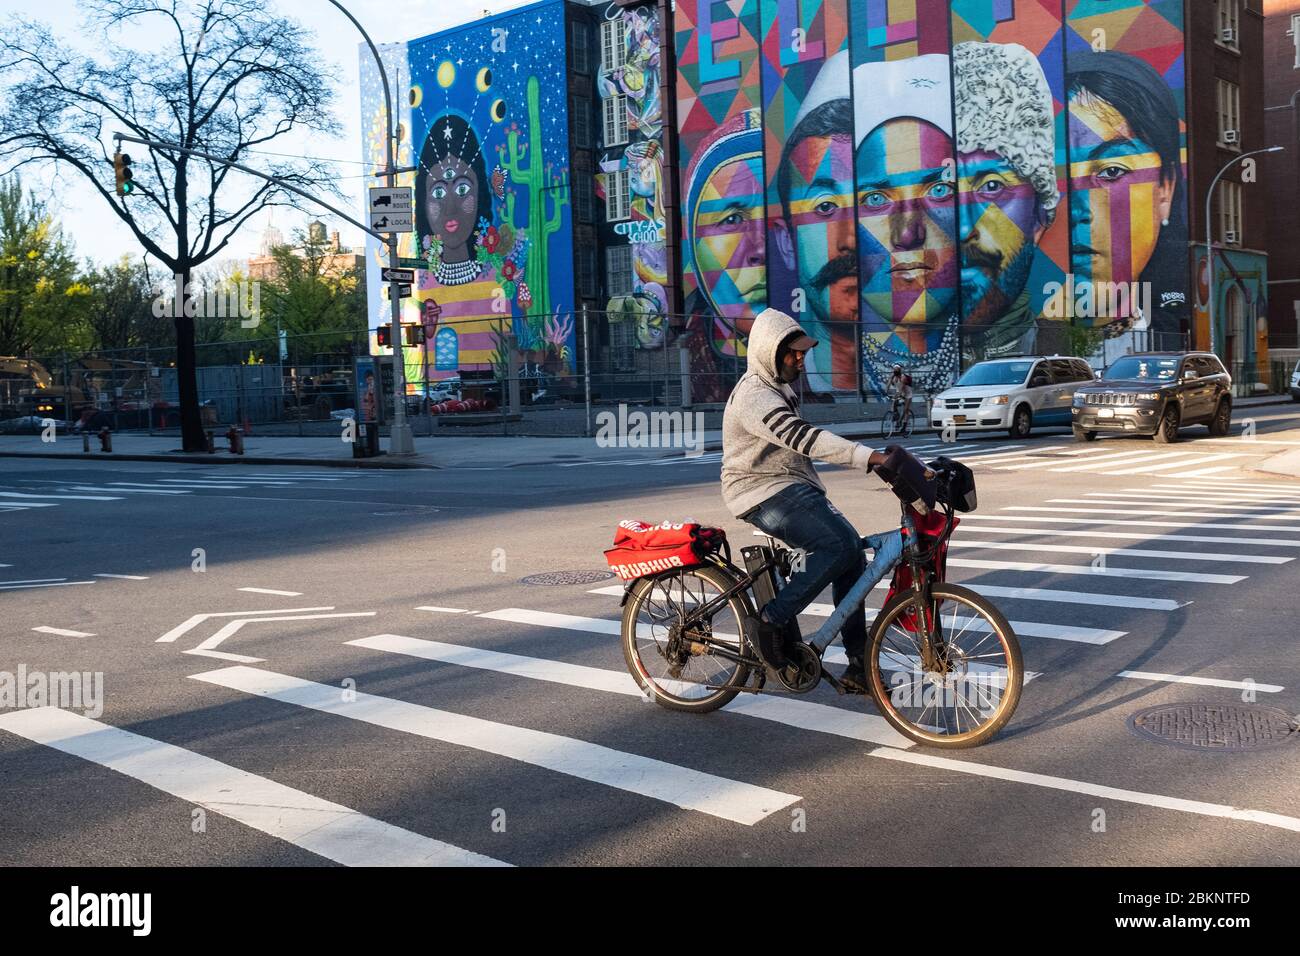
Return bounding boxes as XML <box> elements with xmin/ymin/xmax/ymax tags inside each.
<box><xmin>2</xmin><ymin>393</ymin><xmax>1293</xmax><ymax>470</ymax></box>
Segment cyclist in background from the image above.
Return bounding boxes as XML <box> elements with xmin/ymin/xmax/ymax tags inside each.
<box><xmin>886</xmin><ymin>364</ymin><xmax>913</xmax><ymax>427</ymax></box>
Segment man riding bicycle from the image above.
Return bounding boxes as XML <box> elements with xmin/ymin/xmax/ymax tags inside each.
<box><xmin>886</xmin><ymin>364</ymin><xmax>913</xmax><ymax>424</ymax></box>
<box><xmin>721</xmin><ymin>308</ymin><xmax>886</xmax><ymax>690</ymax></box>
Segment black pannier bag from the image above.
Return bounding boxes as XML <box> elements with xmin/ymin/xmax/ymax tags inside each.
<box><xmin>929</xmin><ymin>456</ymin><xmax>977</xmax><ymax>513</ymax></box>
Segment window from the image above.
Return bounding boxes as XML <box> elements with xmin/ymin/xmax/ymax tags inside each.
<box><xmin>574</xmin><ymin>174</ymin><xmax>593</xmax><ymax>223</ymax></box>
<box><xmin>571</xmin><ymin>94</ymin><xmax>591</xmax><ymax>149</ymax></box>
<box><xmin>1216</xmin><ymin>79</ymin><xmax>1240</xmax><ymax>147</ymax></box>
<box><xmin>1291</xmin><ymin>14</ymin><xmax>1300</xmax><ymax>69</ymax></box>
<box><xmin>606</xmin><ymin>245</ymin><xmax>634</xmax><ymax>296</ymax></box>
<box><xmin>600</xmin><ymin>18</ymin><xmax>627</xmax><ymax>73</ymax></box>
<box><xmin>577</xmin><ymin>246</ymin><xmax>597</xmax><ymax>298</ymax></box>
<box><xmin>602</xmin><ymin>94</ymin><xmax>628</xmax><ymax>147</ymax></box>
<box><xmin>570</xmin><ymin>22</ymin><xmax>591</xmax><ymax>74</ymax></box>
<box><xmin>605</xmin><ymin>167</ymin><xmax>631</xmax><ymax>221</ymax></box>
<box><xmin>1215</xmin><ymin>0</ymin><xmax>1240</xmax><ymax>49</ymax></box>
<box><xmin>1217</xmin><ymin>180</ymin><xmax>1243</xmax><ymax>244</ymax></box>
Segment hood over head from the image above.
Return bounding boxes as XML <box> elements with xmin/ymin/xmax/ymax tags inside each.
<box><xmin>746</xmin><ymin>308</ymin><xmax>814</xmax><ymax>384</ymax></box>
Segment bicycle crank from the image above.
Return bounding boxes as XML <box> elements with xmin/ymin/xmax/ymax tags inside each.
<box><xmin>774</xmin><ymin>642</ymin><xmax>822</xmax><ymax>693</ymax></box>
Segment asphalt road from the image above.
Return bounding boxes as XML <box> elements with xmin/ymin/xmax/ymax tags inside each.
<box><xmin>2</xmin><ymin>409</ymin><xmax>1299</xmax><ymax>866</ymax></box>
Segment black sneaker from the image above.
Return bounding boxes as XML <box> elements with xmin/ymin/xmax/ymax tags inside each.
<box><xmin>840</xmin><ymin>656</ymin><xmax>870</xmax><ymax>694</ymax></box>
<box><xmin>746</xmin><ymin>614</ymin><xmax>788</xmax><ymax>668</ymax></box>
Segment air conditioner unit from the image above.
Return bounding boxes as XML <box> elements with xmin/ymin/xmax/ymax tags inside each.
<box><xmin>1222</xmin><ymin>27</ymin><xmax>1237</xmax><ymax>44</ymax></box>
<box><xmin>1223</xmin><ymin>129</ymin><xmax>1240</xmax><ymax>144</ymax></box>
<box><xmin>1225</xmin><ymin>230</ymin><xmax>1240</xmax><ymax>245</ymax></box>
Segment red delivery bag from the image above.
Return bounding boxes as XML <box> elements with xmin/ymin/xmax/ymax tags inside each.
<box><xmin>604</xmin><ymin>520</ymin><xmax>727</xmax><ymax>581</ymax></box>
<box><xmin>884</xmin><ymin>506</ymin><xmax>958</xmax><ymax>632</ymax></box>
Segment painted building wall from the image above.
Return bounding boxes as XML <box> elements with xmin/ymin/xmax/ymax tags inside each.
<box><xmin>594</xmin><ymin>1</ymin><xmax>671</xmax><ymax>353</ymax></box>
<box><xmin>673</xmin><ymin>0</ymin><xmax>1192</xmax><ymax>398</ymax></box>
<box><xmin>362</xmin><ymin>0</ymin><xmax>577</xmax><ymax>388</ymax></box>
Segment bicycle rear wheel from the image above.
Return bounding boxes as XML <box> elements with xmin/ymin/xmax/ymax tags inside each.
<box><xmin>866</xmin><ymin>583</ymin><xmax>1022</xmax><ymax>748</ymax></box>
<box><xmin>621</xmin><ymin>564</ymin><xmax>755</xmax><ymax>713</ymax></box>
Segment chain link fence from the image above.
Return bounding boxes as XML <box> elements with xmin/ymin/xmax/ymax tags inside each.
<box><xmin>14</xmin><ymin>312</ymin><xmax>1291</xmax><ymax>440</ymax></box>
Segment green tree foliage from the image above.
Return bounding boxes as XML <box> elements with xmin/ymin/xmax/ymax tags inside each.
<box><xmin>257</xmin><ymin>228</ymin><xmax>365</xmax><ymax>364</ymax></box>
<box><xmin>83</xmin><ymin>255</ymin><xmax>170</xmax><ymax>351</ymax></box>
<box><xmin>0</xmin><ymin>177</ymin><xmax>93</xmax><ymax>355</ymax></box>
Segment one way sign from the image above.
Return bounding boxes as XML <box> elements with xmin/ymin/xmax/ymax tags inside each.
<box><xmin>382</xmin><ymin>267</ymin><xmax>415</xmax><ymax>283</ymax></box>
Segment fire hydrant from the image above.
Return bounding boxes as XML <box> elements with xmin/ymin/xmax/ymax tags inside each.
<box><xmin>98</xmin><ymin>427</ymin><xmax>112</xmax><ymax>453</ymax></box>
<box><xmin>226</xmin><ymin>425</ymin><xmax>244</xmax><ymax>455</ymax></box>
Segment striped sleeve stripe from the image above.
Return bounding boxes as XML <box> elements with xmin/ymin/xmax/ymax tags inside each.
<box><xmin>774</xmin><ymin>418</ymin><xmax>805</xmax><ymax>442</ymax></box>
<box><xmin>761</xmin><ymin>407</ymin><xmax>790</xmax><ymax>427</ymax></box>
<box><xmin>799</xmin><ymin>427</ymin><xmax>823</xmax><ymax>455</ymax></box>
<box><xmin>787</xmin><ymin>422</ymin><xmax>814</xmax><ymax>450</ymax></box>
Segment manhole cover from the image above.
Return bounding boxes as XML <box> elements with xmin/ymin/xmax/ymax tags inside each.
<box><xmin>520</xmin><ymin>570</ymin><xmax>614</xmax><ymax>586</ymax></box>
<box><xmin>1127</xmin><ymin>702</ymin><xmax>1299</xmax><ymax>752</ymax></box>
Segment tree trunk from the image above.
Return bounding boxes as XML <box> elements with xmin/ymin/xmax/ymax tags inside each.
<box><xmin>175</xmin><ymin>268</ymin><xmax>205</xmax><ymax>451</ymax></box>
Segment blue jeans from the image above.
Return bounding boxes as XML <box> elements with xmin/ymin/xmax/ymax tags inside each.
<box><xmin>743</xmin><ymin>483</ymin><xmax>867</xmax><ymax>659</ymax></box>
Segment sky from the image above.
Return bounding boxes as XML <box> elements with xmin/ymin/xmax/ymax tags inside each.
<box><xmin>0</xmin><ymin>0</ymin><xmax>544</xmax><ymax>272</ymax></box>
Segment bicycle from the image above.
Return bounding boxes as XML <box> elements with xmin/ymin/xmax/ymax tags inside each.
<box><xmin>618</xmin><ymin>451</ymin><xmax>1022</xmax><ymax>748</ymax></box>
<box><xmin>879</xmin><ymin>393</ymin><xmax>914</xmax><ymax>439</ymax></box>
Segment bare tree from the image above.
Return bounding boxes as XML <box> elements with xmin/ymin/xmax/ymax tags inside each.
<box><xmin>0</xmin><ymin>0</ymin><xmax>341</xmax><ymax>449</ymax></box>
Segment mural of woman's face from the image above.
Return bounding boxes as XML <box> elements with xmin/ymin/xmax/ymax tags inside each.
<box><xmin>425</xmin><ymin>155</ymin><xmax>479</xmax><ymax>262</ymax></box>
<box><xmin>855</xmin><ymin>119</ymin><xmax>959</xmax><ymax>332</ymax></box>
<box><xmin>1067</xmin><ymin>87</ymin><xmax>1175</xmax><ymax>295</ymax></box>
<box><xmin>691</xmin><ymin>152</ymin><xmax>767</xmax><ymax>324</ymax></box>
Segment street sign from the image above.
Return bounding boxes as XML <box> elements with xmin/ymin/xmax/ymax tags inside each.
<box><xmin>370</xmin><ymin>211</ymin><xmax>414</xmax><ymax>233</ymax></box>
<box><xmin>382</xmin><ymin>267</ymin><xmax>415</xmax><ymax>283</ymax></box>
<box><xmin>369</xmin><ymin>186</ymin><xmax>412</xmax><ymax>212</ymax></box>
<box><xmin>384</xmin><ymin>283</ymin><xmax>414</xmax><ymax>299</ymax></box>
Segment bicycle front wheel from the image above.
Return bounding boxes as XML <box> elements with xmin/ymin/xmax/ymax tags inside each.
<box><xmin>622</xmin><ymin>564</ymin><xmax>755</xmax><ymax>713</ymax></box>
<box><xmin>866</xmin><ymin>583</ymin><xmax>1022</xmax><ymax>748</ymax></box>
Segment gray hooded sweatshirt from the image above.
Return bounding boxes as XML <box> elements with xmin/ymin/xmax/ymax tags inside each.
<box><xmin>721</xmin><ymin>308</ymin><xmax>876</xmax><ymax>518</ymax></box>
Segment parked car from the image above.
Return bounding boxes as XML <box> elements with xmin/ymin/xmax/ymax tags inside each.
<box><xmin>1290</xmin><ymin>360</ymin><xmax>1299</xmax><ymax>402</ymax></box>
<box><xmin>1071</xmin><ymin>352</ymin><xmax>1232</xmax><ymax>443</ymax></box>
<box><xmin>930</xmin><ymin>355</ymin><xmax>1095</xmax><ymax>438</ymax></box>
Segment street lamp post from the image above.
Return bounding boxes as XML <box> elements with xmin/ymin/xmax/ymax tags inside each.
<box><xmin>328</xmin><ymin>0</ymin><xmax>415</xmax><ymax>456</ymax></box>
<box><xmin>1205</xmin><ymin>146</ymin><xmax>1284</xmax><ymax>357</ymax></box>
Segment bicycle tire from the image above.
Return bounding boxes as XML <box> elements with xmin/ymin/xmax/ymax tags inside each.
<box><xmin>621</xmin><ymin>564</ymin><xmax>755</xmax><ymax>714</ymax></box>
<box><xmin>900</xmin><ymin>408</ymin><xmax>915</xmax><ymax>438</ymax></box>
<box><xmin>865</xmin><ymin>582</ymin><xmax>1022</xmax><ymax>748</ymax></box>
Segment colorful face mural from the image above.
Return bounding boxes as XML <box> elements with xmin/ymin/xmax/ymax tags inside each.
<box><xmin>363</xmin><ymin>2</ymin><xmax>575</xmax><ymax>385</ymax></box>
<box><xmin>662</xmin><ymin>0</ymin><xmax>1192</xmax><ymax>395</ymax></box>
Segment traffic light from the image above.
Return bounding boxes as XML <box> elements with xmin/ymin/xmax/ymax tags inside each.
<box><xmin>376</xmin><ymin>326</ymin><xmax>391</xmax><ymax>348</ymax></box>
<box><xmin>404</xmin><ymin>324</ymin><xmax>425</xmax><ymax>346</ymax></box>
<box><xmin>113</xmin><ymin>152</ymin><xmax>134</xmax><ymax>196</ymax></box>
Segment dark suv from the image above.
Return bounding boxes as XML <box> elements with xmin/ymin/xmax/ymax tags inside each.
<box><xmin>1071</xmin><ymin>352</ymin><xmax>1232</xmax><ymax>444</ymax></box>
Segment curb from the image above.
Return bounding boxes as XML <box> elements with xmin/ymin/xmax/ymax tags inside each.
<box><xmin>0</xmin><ymin>451</ymin><xmax>437</xmax><ymax>469</ymax></box>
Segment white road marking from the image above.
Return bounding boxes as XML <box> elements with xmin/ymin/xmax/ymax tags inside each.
<box><xmin>963</xmin><ymin>513</ymin><xmax>1300</xmax><ymax>534</ymax></box>
<box><xmin>815</xmin><ymin>644</ymin><xmax>1042</xmax><ymax>682</ymax></box>
<box><xmin>237</xmin><ymin>587</ymin><xmax>304</xmax><ymax>596</ymax></box>
<box><xmin>1116</xmin><ymin>671</ymin><xmax>1284</xmax><ymax>693</ymax></box>
<box><xmin>1152</xmin><ymin>480</ymin><xmax>1300</xmax><ymax>496</ymax></box>
<box><xmin>0</xmin><ymin>502</ymin><xmax>58</xmax><ymax>509</ymax></box>
<box><xmin>1046</xmin><ymin>450</ymin><xmax>1176</xmax><ymax>473</ymax></box>
<box><xmin>0</xmin><ymin>707</ymin><xmax>506</xmax><ymax>866</ymax></box>
<box><xmin>68</xmin><ymin>485</ymin><xmax>192</xmax><ymax>495</ymax></box>
<box><xmin>155</xmin><ymin>607</ymin><xmax>334</xmax><ymax>643</ymax></box>
<box><xmin>0</xmin><ymin>491</ymin><xmax>121</xmax><ymax>501</ymax></box>
<box><xmin>32</xmin><ymin>626</ymin><xmax>95</xmax><ymax>637</ymax></box>
<box><xmin>1</xmin><ymin>578</ymin><xmax>65</xmax><ymax>585</ymax></box>
<box><xmin>946</xmin><ymin>558</ymin><xmax>1244</xmax><ymax>585</ymax></box>
<box><xmin>1096</xmin><ymin>453</ymin><xmax>1239</xmax><ymax>476</ymax></box>
<box><xmin>0</xmin><ymin>580</ymin><xmax>94</xmax><ymax>591</ymax></box>
<box><xmin>136</xmin><ymin>481</ymin><xmax>247</xmax><ymax>489</ymax></box>
<box><xmin>479</xmin><ymin>607</ymin><xmax>621</xmax><ymax>635</ymax></box>
<box><xmin>190</xmin><ymin>665</ymin><xmax>800</xmax><ymax>825</ymax></box>
<box><xmin>794</xmin><ymin>599</ymin><xmax>1125</xmax><ymax>645</ymax></box>
<box><xmin>1142</xmin><ymin>487</ymin><xmax>1300</xmax><ymax>504</ymax></box>
<box><xmin>868</xmin><ymin>747</ymin><xmax>1300</xmax><ymax>835</ymax></box>
<box><xmin>588</xmin><ymin>582</ymin><xmax>1185</xmax><ymax>612</ymax></box>
<box><xmin>948</xmin><ymin>538</ymin><xmax>1290</xmax><ymax>565</ymax></box>
<box><xmin>1006</xmin><ymin>505</ymin><xmax>1300</xmax><ymax>527</ymax></box>
<box><xmin>93</xmin><ymin>573</ymin><xmax>150</xmax><ymax>580</ymax></box>
<box><xmin>347</xmin><ymin>634</ymin><xmax>914</xmax><ymax>747</ymax></box>
<box><xmin>1177</xmin><ymin>465</ymin><xmax>1240</xmax><ymax>478</ymax></box>
<box><xmin>959</xmin><ymin>524</ymin><xmax>1300</xmax><ymax>548</ymax></box>
<box><xmin>189</xmin><ymin>612</ymin><xmax>377</xmax><ymax>654</ymax></box>
<box><xmin>416</xmin><ymin>606</ymin><xmax>470</xmax><ymax>614</ymax></box>
<box><xmin>995</xmin><ymin>449</ymin><xmax>1144</xmax><ymax>471</ymax></box>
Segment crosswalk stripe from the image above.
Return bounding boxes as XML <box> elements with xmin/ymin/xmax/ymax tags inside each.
<box><xmin>995</xmin><ymin>449</ymin><xmax>1146</xmax><ymax>471</ymax></box>
<box><xmin>1143</xmin><ymin>486</ymin><xmax>1300</xmax><ymax>503</ymax></box>
<box><xmin>1094</xmin><ymin>453</ymin><xmax>1236</xmax><ymax>476</ymax></box>
<box><xmin>1116</xmin><ymin>671</ymin><xmax>1284</xmax><ymax>693</ymax></box>
<box><xmin>1177</xmin><ymin>465</ymin><xmax>1239</xmax><ymax>478</ymax></box>
<box><xmin>110</xmin><ymin>482</ymin><xmax>244</xmax><ymax>490</ymax></box>
<box><xmin>948</xmin><ymin>538</ymin><xmax>1288</xmax><ymax>565</ymax></box>
<box><xmin>0</xmin><ymin>491</ymin><xmax>121</xmax><ymax>501</ymax></box>
<box><xmin>1152</xmin><ymin>481</ymin><xmax>1300</xmax><ymax>497</ymax></box>
<box><xmin>69</xmin><ymin>485</ymin><xmax>191</xmax><ymax>495</ymax></box>
<box><xmin>945</xmin><ymin>557</ymin><xmax>1244</xmax><ymax>584</ymax></box>
<box><xmin>795</xmin><ymin>600</ymin><xmax>1125</xmax><ymax>644</ymax></box>
<box><xmin>1007</xmin><ymin>505</ymin><xmax>1300</xmax><ymax>528</ymax></box>
<box><xmin>189</xmin><ymin>665</ymin><xmax>800</xmax><ymax>825</ymax></box>
<box><xmin>962</xmin><ymin>513</ymin><xmax>1300</xmax><ymax>534</ymax></box>
<box><xmin>959</xmin><ymin>524</ymin><xmax>1300</xmax><ymax>548</ymax></box>
<box><xmin>94</xmin><ymin>574</ymin><xmax>150</xmax><ymax>580</ymax></box>
<box><xmin>0</xmin><ymin>707</ymin><xmax>506</xmax><ymax>866</ymax></box>
<box><xmin>346</xmin><ymin>634</ymin><xmax>915</xmax><ymax>747</ymax></box>
<box><xmin>0</xmin><ymin>580</ymin><xmax>94</xmax><ymax>590</ymax></box>
<box><xmin>1070</xmin><ymin>496</ymin><xmax>1300</xmax><ymax>516</ymax></box>
<box><xmin>32</xmin><ymin>626</ymin><xmax>95</xmax><ymax>637</ymax></box>
<box><xmin>587</xmin><ymin>581</ymin><xmax>1184</xmax><ymax>613</ymax></box>
<box><xmin>1044</xmin><ymin>450</ymin><xmax>1173</xmax><ymax>473</ymax></box>
<box><xmin>815</xmin><ymin>644</ymin><xmax>1043</xmax><ymax>681</ymax></box>
<box><xmin>146</xmin><ymin>481</ymin><xmax>248</xmax><ymax>489</ymax></box>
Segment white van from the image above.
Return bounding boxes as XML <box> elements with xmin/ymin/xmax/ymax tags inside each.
<box><xmin>930</xmin><ymin>356</ymin><xmax>1096</xmax><ymax>438</ymax></box>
